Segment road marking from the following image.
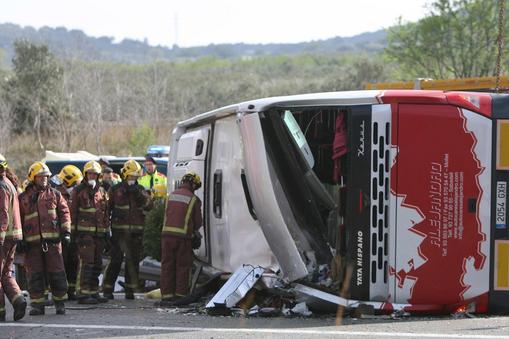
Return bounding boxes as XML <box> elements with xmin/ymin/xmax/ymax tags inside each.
<box><xmin>1</xmin><ymin>323</ymin><xmax>509</xmax><ymax>338</ymax></box>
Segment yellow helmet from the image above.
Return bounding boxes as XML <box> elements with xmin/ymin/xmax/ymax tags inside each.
<box><xmin>182</xmin><ymin>172</ymin><xmax>201</xmax><ymax>189</ymax></box>
<box><xmin>83</xmin><ymin>160</ymin><xmax>101</xmax><ymax>175</ymax></box>
<box><xmin>0</xmin><ymin>154</ymin><xmax>6</xmax><ymax>169</ymax></box>
<box><xmin>121</xmin><ymin>159</ymin><xmax>143</xmax><ymax>179</ymax></box>
<box><xmin>58</xmin><ymin>165</ymin><xmax>83</xmax><ymax>188</ymax></box>
<box><xmin>21</xmin><ymin>179</ymin><xmax>30</xmax><ymax>191</ymax></box>
<box><xmin>28</xmin><ymin>161</ymin><xmax>52</xmax><ymax>183</ymax></box>
<box><xmin>152</xmin><ymin>183</ymin><xmax>167</xmax><ymax>198</ymax></box>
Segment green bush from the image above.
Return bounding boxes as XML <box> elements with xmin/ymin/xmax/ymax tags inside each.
<box><xmin>127</xmin><ymin>123</ymin><xmax>156</xmax><ymax>156</ymax></box>
<box><xmin>143</xmin><ymin>198</ymin><xmax>165</xmax><ymax>261</ymax></box>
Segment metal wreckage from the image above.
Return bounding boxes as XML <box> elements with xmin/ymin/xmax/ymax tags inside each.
<box><xmin>158</xmin><ymin>89</ymin><xmax>509</xmax><ymax>316</ymax></box>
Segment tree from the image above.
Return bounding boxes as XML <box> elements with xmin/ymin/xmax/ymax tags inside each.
<box><xmin>386</xmin><ymin>0</ymin><xmax>509</xmax><ymax>79</ymax></box>
<box><xmin>4</xmin><ymin>40</ymin><xmax>66</xmax><ymax>150</ymax></box>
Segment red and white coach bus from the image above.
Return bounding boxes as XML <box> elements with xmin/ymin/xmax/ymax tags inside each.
<box><xmin>168</xmin><ymin>90</ymin><xmax>509</xmax><ymax>314</ymax></box>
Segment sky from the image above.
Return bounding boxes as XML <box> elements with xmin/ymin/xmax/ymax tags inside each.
<box><xmin>0</xmin><ymin>0</ymin><xmax>431</xmax><ymax>48</ymax></box>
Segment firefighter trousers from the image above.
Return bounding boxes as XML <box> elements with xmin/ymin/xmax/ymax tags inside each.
<box><xmin>0</xmin><ymin>240</ymin><xmax>23</xmax><ymax>315</ymax></box>
<box><xmin>102</xmin><ymin>231</ymin><xmax>142</xmax><ymax>294</ymax></box>
<box><xmin>76</xmin><ymin>234</ymin><xmax>104</xmax><ymax>297</ymax></box>
<box><xmin>160</xmin><ymin>236</ymin><xmax>192</xmax><ymax>298</ymax></box>
<box><xmin>24</xmin><ymin>242</ymin><xmax>67</xmax><ymax>305</ymax></box>
<box><xmin>62</xmin><ymin>241</ymin><xmax>78</xmax><ymax>294</ymax></box>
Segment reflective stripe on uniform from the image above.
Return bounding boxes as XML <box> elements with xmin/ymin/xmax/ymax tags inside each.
<box><xmin>115</xmin><ymin>205</ymin><xmax>130</xmax><ymax>210</ymax></box>
<box><xmin>77</xmin><ymin>225</ymin><xmax>96</xmax><ymax>232</ymax></box>
<box><xmin>8</xmin><ymin>228</ymin><xmax>22</xmax><ymax>238</ymax></box>
<box><xmin>162</xmin><ymin>196</ymin><xmax>196</xmax><ymax>235</ymax></box>
<box><xmin>52</xmin><ymin>294</ymin><xmax>68</xmax><ymax>301</ymax></box>
<box><xmin>168</xmin><ymin>194</ymin><xmax>192</xmax><ymax>204</ymax></box>
<box><xmin>47</xmin><ymin>209</ymin><xmax>57</xmax><ymax>216</ymax></box>
<box><xmin>112</xmin><ymin>224</ymin><xmax>143</xmax><ymax>231</ymax></box>
<box><xmin>25</xmin><ymin>234</ymin><xmax>41</xmax><ymax>242</ymax></box>
<box><xmin>79</xmin><ymin>207</ymin><xmax>96</xmax><ymax>213</ymax></box>
<box><xmin>25</xmin><ymin>231</ymin><xmax>60</xmax><ymax>242</ymax></box>
<box><xmin>30</xmin><ymin>297</ymin><xmax>46</xmax><ymax>304</ymax></box>
<box><xmin>25</xmin><ymin>211</ymin><xmax>38</xmax><ymax>221</ymax></box>
<box><xmin>42</xmin><ymin>232</ymin><xmax>60</xmax><ymax>238</ymax></box>
<box><xmin>61</xmin><ymin>221</ymin><xmax>71</xmax><ymax>231</ymax></box>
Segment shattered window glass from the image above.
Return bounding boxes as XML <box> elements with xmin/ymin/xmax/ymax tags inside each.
<box><xmin>282</xmin><ymin>110</ymin><xmax>315</xmax><ymax>168</ymax></box>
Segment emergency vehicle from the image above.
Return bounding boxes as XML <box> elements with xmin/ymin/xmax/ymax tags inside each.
<box><xmin>168</xmin><ymin>90</ymin><xmax>509</xmax><ymax>314</ymax></box>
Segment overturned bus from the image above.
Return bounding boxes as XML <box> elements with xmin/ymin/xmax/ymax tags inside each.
<box><xmin>167</xmin><ymin>90</ymin><xmax>509</xmax><ymax>314</ymax></box>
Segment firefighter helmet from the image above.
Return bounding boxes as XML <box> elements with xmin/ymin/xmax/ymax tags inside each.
<box><xmin>0</xmin><ymin>154</ymin><xmax>6</xmax><ymax>169</ymax></box>
<box><xmin>58</xmin><ymin>165</ymin><xmax>83</xmax><ymax>188</ymax></box>
<box><xmin>83</xmin><ymin>160</ymin><xmax>101</xmax><ymax>175</ymax></box>
<box><xmin>28</xmin><ymin>162</ymin><xmax>52</xmax><ymax>183</ymax></box>
<box><xmin>181</xmin><ymin>172</ymin><xmax>201</xmax><ymax>189</ymax></box>
<box><xmin>121</xmin><ymin>159</ymin><xmax>143</xmax><ymax>179</ymax></box>
<box><xmin>152</xmin><ymin>183</ymin><xmax>167</xmax><ymax>198</ymax></box>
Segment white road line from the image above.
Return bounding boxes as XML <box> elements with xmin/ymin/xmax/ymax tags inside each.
<box><xmin>0</xmin><ymin>323</ymin><xmax>508</xmax><ymax>338</ymax></box>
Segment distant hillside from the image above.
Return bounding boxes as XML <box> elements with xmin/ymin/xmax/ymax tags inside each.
<box><xmin>0</xmin><ymin>22</ymin><xmax>387</xmax><ymax>65</ymax></box>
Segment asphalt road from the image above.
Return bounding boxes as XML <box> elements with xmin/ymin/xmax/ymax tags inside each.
<box><xmin>1</xmin><ymin>294</ymin><xmax>509</xmax><ymax>339</ymax></box>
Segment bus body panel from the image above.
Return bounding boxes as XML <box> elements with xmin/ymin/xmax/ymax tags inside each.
<box><xmin>392</xmin><ymin>104</ymin><xmax>491</xmax><ymax>305</ymax></box>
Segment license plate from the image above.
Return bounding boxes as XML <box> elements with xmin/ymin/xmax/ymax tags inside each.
<box><xmin>496</xmin><ymin>181</ymin><xmax>507</xmax><ymax>229</ymax></box>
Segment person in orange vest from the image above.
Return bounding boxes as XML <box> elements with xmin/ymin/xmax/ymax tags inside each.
<box><xmin>159</xmin><ymin>172</ymin><xmax>202</xmax><ymax>306</ymax></box>
<box><xmin>50</xmin><ymin>165</ymin><xmax>83</xmax><ymax>300</ymax></box>
<box><xmin>19</xmin><ymin>162</ymin><xmax>71</xmax><ymax>316</ymax></box>
<box><xmin>70</xmin><ymin>161</ymin><xmax>110</xmax><ymax>304</ymax></box>
<box><xmin>0</xmin><ymin>154</ymin><xmax>26</xmax><ymax>321</ymax></box>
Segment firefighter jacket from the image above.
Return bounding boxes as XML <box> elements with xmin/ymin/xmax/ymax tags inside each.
<box><xmin>138</xmin><ymin>171</ymin><xmax>167</xmax><ymax>195</ymax></box>
<box><xmin>162</xmin><ymin>184</ymin><xmax>202</xmax><ymax>239</ymax></box>
<box><xmin>109</xmin><ymin>181</ymin><xmax>151</xmax><ymax>234</ymax></box>
<box><xmin>0</xmin><ymin>174</ymin><xmax>22</xmax><ymax>244</ymax></box>
<box><xmin>18</xmin><ymin>184</ymin><xmax>71</xmax><ymax>244</ymax></box>
<box><xmin>70</xmin><ymin>182</ymin><xmax>109</xmax><ymax>236</ymax></box>
<box><xmin>53</xmin><ymin>184</ymin><xmax>71</xmax><ymax>203</ymax></box>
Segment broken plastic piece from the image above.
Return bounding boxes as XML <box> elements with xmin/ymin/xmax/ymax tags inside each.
<box><xmin>291</xmin><ymin>302</ymin><xmax>312</xmax><ymax>316</ymax></box>
<box><xmin>206</xmin><ymin>265</ymin><xmax>265</xmax><ymax>310</ymax></box>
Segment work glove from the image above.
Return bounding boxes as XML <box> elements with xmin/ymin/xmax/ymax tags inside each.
<box><xmin>15</xmin><ymin>240</ymin><xmax>27</xmax><ymax>254</ymax></box>
<box><xmin>191</xmin><ymin>230</ymin><xmax>202</xmax><ymax>250</ymax></box>
<box><xmin>61</xmin><ymin>232</ymin><xmax>71</xmax><ymax>245</ymax></box>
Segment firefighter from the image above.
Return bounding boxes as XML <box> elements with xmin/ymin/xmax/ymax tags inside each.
<box><xmin>51</xmin><ymin>165</ymin><xmax>83</xmax><ymax>300</ymax></box>
<box><xmin>98</xmin><ymin>158</ymin><xmax>121</xmax><ymax>185</ymax></box>
<box><xmin>71</xmin><ymin>160</ymin><xmax>109</xmax><ymax>304</ymax></box>
<box><xmin>0</xmin><ymin>154</ymin><xmax>27</xmax><ymax>321</ymax></box>
<box><xmin>102</xmin><ymin>160</ymin><xmax>151</xmax><ymax>300</ymax></box>
<box><xmin>19</xmin><ymin>162</ymin><xmax>71</xmax><ymax>316</ymax></box>
<box><xmin>138</xmin><ymin>156</ymin><xmax>167</xmax><ymax>198</ymax></box>
<box><xmin>159</xmin><ymin>172</ymin><xmax>202</xmax><ymax>305</ymax></box>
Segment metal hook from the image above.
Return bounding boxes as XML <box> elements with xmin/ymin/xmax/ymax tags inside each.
<box><xmin>42</xmin><ymin>241</ymin><xmax>48</xmax><ymax>253</ymax></box>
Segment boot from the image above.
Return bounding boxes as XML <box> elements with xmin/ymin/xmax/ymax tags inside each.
<box><xmin>13</xmin><ymin>296</ymin><xmax>27</xmax><ymax>321</ymax></box>
<box><xmin>78</xmin><ymin>296</ymin><xmax>98</xmax><ymax>305</ymax></box>
<box><xmin>155</xmin><ymin>296</ymin><xmax>177</xmax><ymax>307</ymax></box>
<box><xmin>67</xmin><ymin>290</ymin><xmax>77</xmax><ymax>301</ymax></box>
<box><xmin>0</xmin><ymin>312</ymin><xmax>5</xmax><ymax>322</ymax></box>
<box><xmin>55</xmin><ymin>301</ymin><xmax>65</xmax><ymax>315</ymax></box>
<box><xmin>29</xmin><ymin>304</ymin><xmax>45</xmax><ymax>316</ymax></box>
<box><xmin>125</xmin><ymin>291</ymin><xmax>135</xmax><ymax>300</ymax></box>
<box><xmin>103</xmin><ymin>292</ymin><xmax>114</xmax><ymax>300</ymax></box>
<box><xmin>92</xmin><ymin>294</ymin><xmax>108</xmax><ymax>303</ymax></box>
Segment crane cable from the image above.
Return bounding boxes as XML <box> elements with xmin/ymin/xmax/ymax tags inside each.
<box><xmin>495</xmin><ymin>0</ymin><xmax>505</xmax><ymax>92</ymax></box>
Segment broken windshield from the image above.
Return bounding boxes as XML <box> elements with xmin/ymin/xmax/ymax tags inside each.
<box><xmin>282</xmin><ymin>110</ymin><xmax>315</xmax><ymax>168</ymax></box>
